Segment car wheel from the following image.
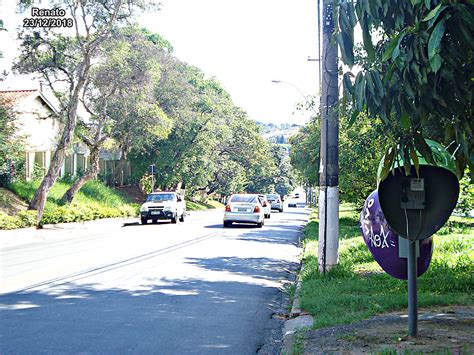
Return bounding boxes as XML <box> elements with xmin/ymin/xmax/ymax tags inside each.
<box><xmin>152</xmin><ymin>219</ymin><xmax>158</xmax><ymax>224</ymax></box>
<box><xmin>171</xmin><ymin>213</ymin><xmax>177</xmax><ymax>224</ymax></box>
<box><xmin>223</xmin><ymin>221</ymin><xmax>232</xmax><ymax>228</ymax></box>
<box><xmin>257</xmin><ymin>220</ymin><xmax>263</xmax><ymax>228</ymax></box>
<box><xmin>179</xmin><ymin>213</ymin><xmax>185</xmax><ymax>222</ymax></box>
<box><xmin>268</xmin><ymin>213</ymin><xmax>271</xmax><ymax>219</ymax></box>
<box><xmin>280</xmin><ymin>208</ymin><xmax>283</xmax><ymax>212</ymax></box>
<box><xmin>141</xmin><ymin>217</ymin><xmax>147</xmax><ymax>225</ymax></box>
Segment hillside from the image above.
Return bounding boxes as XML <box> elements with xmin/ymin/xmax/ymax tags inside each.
<box><xmin>0</xmin><ymin>187</ymin><xmax>28</xmax><ymax>215</ymax></box>
<box><xmin>257</xmin><ymin>122</ymin><xmax>301</xmax><ymax>144</ymax></box>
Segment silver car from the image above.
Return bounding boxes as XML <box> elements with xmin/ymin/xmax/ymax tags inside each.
<box><xmin>223</xmin><ymin>194</ymin><xmax>265</xmax><ymax>228</ymax></box>
<box><xmin>266</xmin><ymin>193</ymin><xmax>283</xmax><ymax>212</ymax></box>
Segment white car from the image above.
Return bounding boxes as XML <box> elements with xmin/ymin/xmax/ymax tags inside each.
<box><xmin>223</xmin><ymin>194</ymin><xmax>265</xmax><ymax>228</ymax></box>
<box><xmin>140</xmin><ymin>191</ymin><xmax>186</xmax><ymax>224</ymax></box>
<box><xmin>266</xmin><ymin>193</ymin><xmax>283</xmax><ymax>212</ymax></box>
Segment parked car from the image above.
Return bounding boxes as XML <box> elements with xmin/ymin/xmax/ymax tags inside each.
<box><xmin>266</xmin><ymin>193</ymin><xmax>283</xmax><ymax>212</ymax></box>
<box><xmin>140</xmin><ymin>191</ymin><xmax>186</xmax><ymax>224</ymax></box>
<box><xmin>223</xmin><ymin>194</ymin><xmax>265</xmax><ymax>228</ymax></box>
<box><xmin>258</xmin><ymin>194</ymin><xmax>271</xmax><ymax>218</ymax></box>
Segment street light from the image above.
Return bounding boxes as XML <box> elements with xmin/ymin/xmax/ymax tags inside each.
<box><xmin>271</xmin><ymin>80</ymin><xmax>318</xmax><ymax>116</ymax></box>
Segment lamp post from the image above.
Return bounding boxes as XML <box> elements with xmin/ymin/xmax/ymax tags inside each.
<box><xmin>271</xmin><ymin>80</ymin><xmax>318</xmax><ymax>116</ymax></box>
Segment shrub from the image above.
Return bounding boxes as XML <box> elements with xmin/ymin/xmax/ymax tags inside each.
<box><xmin>18</xmin><ymin>210</ymin><xmax>36</xmax><ymax>226</ymax></box>
<box><xmin>1</xmin><ymin>179</ymin><xmax>139</xmax><ymax>229</ymax></box>
<box><xmin>0</xmin><ymin>211</ymin><xmax>23</xmax><ymax>229</ymax></box>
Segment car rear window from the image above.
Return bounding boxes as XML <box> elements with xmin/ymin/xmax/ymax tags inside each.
<box><xmin>146</xmin><ymin>193</ymin><xmax>175</xmax><ymax>202</ymax></box>
<box><xmin>230</xmin><ymin>195</ymin><xmax>257</xmax><ymax>203</ymax></box>
<box><xmin>267</xmin><ymin>194</ymin><xmax>279</xmax><ymax>199</ymax></box>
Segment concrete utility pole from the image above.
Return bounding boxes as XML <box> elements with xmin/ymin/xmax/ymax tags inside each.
<box><xmin>318</xmin><ymin>0</ymin><xmax>339</xmax><ymax>273</ymax></box>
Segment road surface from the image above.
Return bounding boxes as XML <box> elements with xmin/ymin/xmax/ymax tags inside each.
<box><xmin>0</xmin><ymin>207</ymin><xmax>309</xmax><ymax>354</ymax></box>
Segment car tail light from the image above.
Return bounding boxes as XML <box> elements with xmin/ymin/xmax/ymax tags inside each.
<box><xmin>225</xmin><ymin>205</ymin><xmax>231</xmax><ymax>212</ymax></box>
<box><xmin>254</xmin><ymin>206</ymin><xmax>260</xmax><ymax>212</ymax></box>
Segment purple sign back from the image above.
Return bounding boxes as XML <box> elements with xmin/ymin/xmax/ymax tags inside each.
<box><xmin>359</xmin><ymin>190</ymin><xmax>433</xmax><ymax>280</ymax></box>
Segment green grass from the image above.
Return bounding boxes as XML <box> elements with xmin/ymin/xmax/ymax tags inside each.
<box><xmin>299</xmin><ymin>205</ymin><xmax>474</xmax><ymax>329</ymax></box>
<box><xmin>186</xmin><ymin>199</ymin><xmax>224</xmax><ymax>211</ymax></box>
<box><xmin>0</xmin><ymin>180</ymin><xmax>140</xmax><ymax>228</ymax></box>
<box><xmin>9</xmin><ymin>179</ymin><xmax>136</xmax><ymax>209</ymax></box>
<box><xmin>0</xmin><ymin>180</ymin><xmax>224</xmax><ymax>229</ymax></box>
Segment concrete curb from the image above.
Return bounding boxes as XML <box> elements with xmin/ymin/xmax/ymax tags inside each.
<box><xmin>281</xmin><ymin>261</ymin><xmax>314</xmax><ymax>354</ymax></box>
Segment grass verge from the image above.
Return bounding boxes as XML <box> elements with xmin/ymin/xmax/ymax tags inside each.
<box><xmin>0</xmin><ymin>180</ymin><xmax>224</xmax><ymax>229</ymax></box>
<box><xmin>186</xmin><ymin>199</ymin><xmax>224</xmax><ymax>211</ymax></box>
<box><xmin>0</xmin><ymin>180</ymin><xmax>139</xmax><ymax>229</ymax></box>
<box><xmin>299</xmin><ymin>204</ymin><xmax>474</xmax><ymax>329</ymax></box>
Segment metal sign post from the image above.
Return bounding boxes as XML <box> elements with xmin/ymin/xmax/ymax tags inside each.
<box><xmin>407</xmin><ymin>239</ymin><xmax>418</xmax><ymax>336</ymax></box>
<box><xmin>149</xmin><ymin>164</ymin><xmax>156</xmax><ymax>192</ymax></box>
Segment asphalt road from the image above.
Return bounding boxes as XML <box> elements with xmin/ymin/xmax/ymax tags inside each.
<box><xmin>0</xmin><ymin>207</ymin><xmax>309</xmax><ymax>354</ymax></box>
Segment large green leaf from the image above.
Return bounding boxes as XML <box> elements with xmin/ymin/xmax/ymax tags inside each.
<box><xmin>429</xmin><ymin>53</ymin><xmax>443</xmax><ymax>73</ymax></box>
<box><xmin>414</xmin><ymin>132</ymin><xmax>435</xmax><ymax>165</ymax></box>
<box><xmin>428</xmin><ymin>17</ymin><xmax>447</xmax><ymax>72</ymax></box>
<box><xmin>337</xmin><ymin>32</ymin><xmax>354</xmax><ymax>68</ymax></box>
<box><xmin>422</xmin><ymin>4</ymin><xmax>445</xmax><ymax>24</ymax></box>
<box><xmin>410</xmin><ymin>146</ymin><xmax>420</xmax><ymax>177</ymax></box>
<box><xmin>402</xmin><ymin>144</ymin><xmax>412</xmax><ymax>176</ymax></box>
<box><xmin>378</xmin><ymin>145</ymin><xmax>396</xmax><ymax>182</ymax></box>
<box><xmin>343</xmin><ymin>72</ymin><xmax>354</xmax><ymax>96</ymax></box>
<box><xmin>400</xmin><ymin>111</ymin><xmax>411</xmax><ymax>129</ymax></box>
<box><xmin>354</xmin><ymin>73</ymin><xmax>366</xmax><ymax>111</ymax></box>
<box><xmin>361</xmin><ymin>14</ymin><xmax>375</xmax><ymax>62</ymax></box>
<box><xmin>382</xmin><ymin>31</ymin><xmax>406</xmax><ymax>62</ymax></box>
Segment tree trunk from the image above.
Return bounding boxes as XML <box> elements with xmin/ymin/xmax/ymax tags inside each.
<box><xmin>114</xmin><ymin>150</ymin><xmax>128</xmax><ymax>186</ymax></box>
<box><xmin>60</xmin><ymin>146</ymin><xmax>100</xmax><ymax>204</ymax></box>
<box><xmin>28</xmin><ymin>60</ymin><xmax>90</xmax><ymax>228</ymax></box>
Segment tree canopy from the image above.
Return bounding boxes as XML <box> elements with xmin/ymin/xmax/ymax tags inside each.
<box><xmin>337</xmin><ymin>0</ymin><xmax>473</xmax><ymax>180</ymax></box>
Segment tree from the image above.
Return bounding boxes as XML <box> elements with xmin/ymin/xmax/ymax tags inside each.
<box><xmin>14</xmin><ymin>0</ymin><xmax>157</xmax><ymax>227</ymax></box>
<box><xmin>128</xmin><ymin>50</ymin><xmax>279</xmax><ymax>197</ymax></box>
<box><xmin>337</xmin><ymin>1</ymin><xmax>474</xmax><ymax>180</ymax></box>
<box><xmin>289</xmin><ymin>112</ymin><xmax>387</xmax><ymax>206</ymax></box>
<box><xmin>61</xmin><ymin>26</ymin><xmax>170</xmax><ymax>203</ymax></box>
<box><xmin>0</xmin><ymin>99</ymin><xmax>25</xmax><ymax>186</ymax></box>
<box><xmin>338</xmin><ymin>112</ymin><xmax>386</xmax><ymax>205</ymax></box>
<box><xmin>289</xmin><ymin>117</ymin><xmax>320</xmax><ymax>186</ymax></box>
<box><xmin>270</xmin><ymin>144</ymin><xmax>294</xmax><ymax>197</ymax></box>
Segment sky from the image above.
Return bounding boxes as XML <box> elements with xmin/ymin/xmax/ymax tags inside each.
<box><xmin>1</xmin><ymin>0</ymin><xmax>321</xmax><ymax>125</ymax></box>
<box><xmin>141</xmin><ymin>0</ymin><xmax>321</xmax><ymax>125</ymax></box>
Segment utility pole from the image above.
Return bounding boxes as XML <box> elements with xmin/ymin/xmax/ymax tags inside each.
<box><xmin>318</xmin><ymin>0</ymin><xmax>339</xmax><ymax>273</ymax></box>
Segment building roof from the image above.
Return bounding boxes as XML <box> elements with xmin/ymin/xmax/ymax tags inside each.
<box><xmin>0</xmin><ymin>89</ymin><xmax>38</xmax><ymax>106</ymax></box>
<box><xmin>0</xmin><ymin>89</ymin><xmax>59</xmax><ymax>114</ymax></box>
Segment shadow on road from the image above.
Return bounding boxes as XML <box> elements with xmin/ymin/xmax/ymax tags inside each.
<box><xmin>0</xmin><ymin>264</ymin><xmax>292</xmax><ymax>353</ymax></box>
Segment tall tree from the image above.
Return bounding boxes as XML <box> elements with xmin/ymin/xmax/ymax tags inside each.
<box><xmin>61</xmin><ymin>26</ymin><xmax>169</xmax><ymax>203</ymax></box>
<box><xmin>14</xmin><ymin>0</ymin><xmax>157</xmax><ymax>227</ymax></box>
<box><xmin>289</xmin><ymin>112</ymin><xmax>387</xmax><ymax>206</ymax></box>
<box><xmin>337</xmin><ymin>1</ymin><xmax>473</xmax><ymax>179</ymax></box>
<box><xmin>270</xmin><ymin>144</ymin><xmax>294</xmax><ymax>197</ymax></box>
<box><xmin>289</xmin><ymin>117</ymin><xmax>320</xmax><ymax>186</ymax></box>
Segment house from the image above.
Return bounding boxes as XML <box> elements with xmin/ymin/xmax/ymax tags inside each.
<box><xmin>0</xmin><ymin>88</ymin><xmax>62</xmax><ymax>180</ymax></box>
<box><xmin>0</xmin><ymin>88</ymin><xmax>131</xmax><ymax>184</ymax></box>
